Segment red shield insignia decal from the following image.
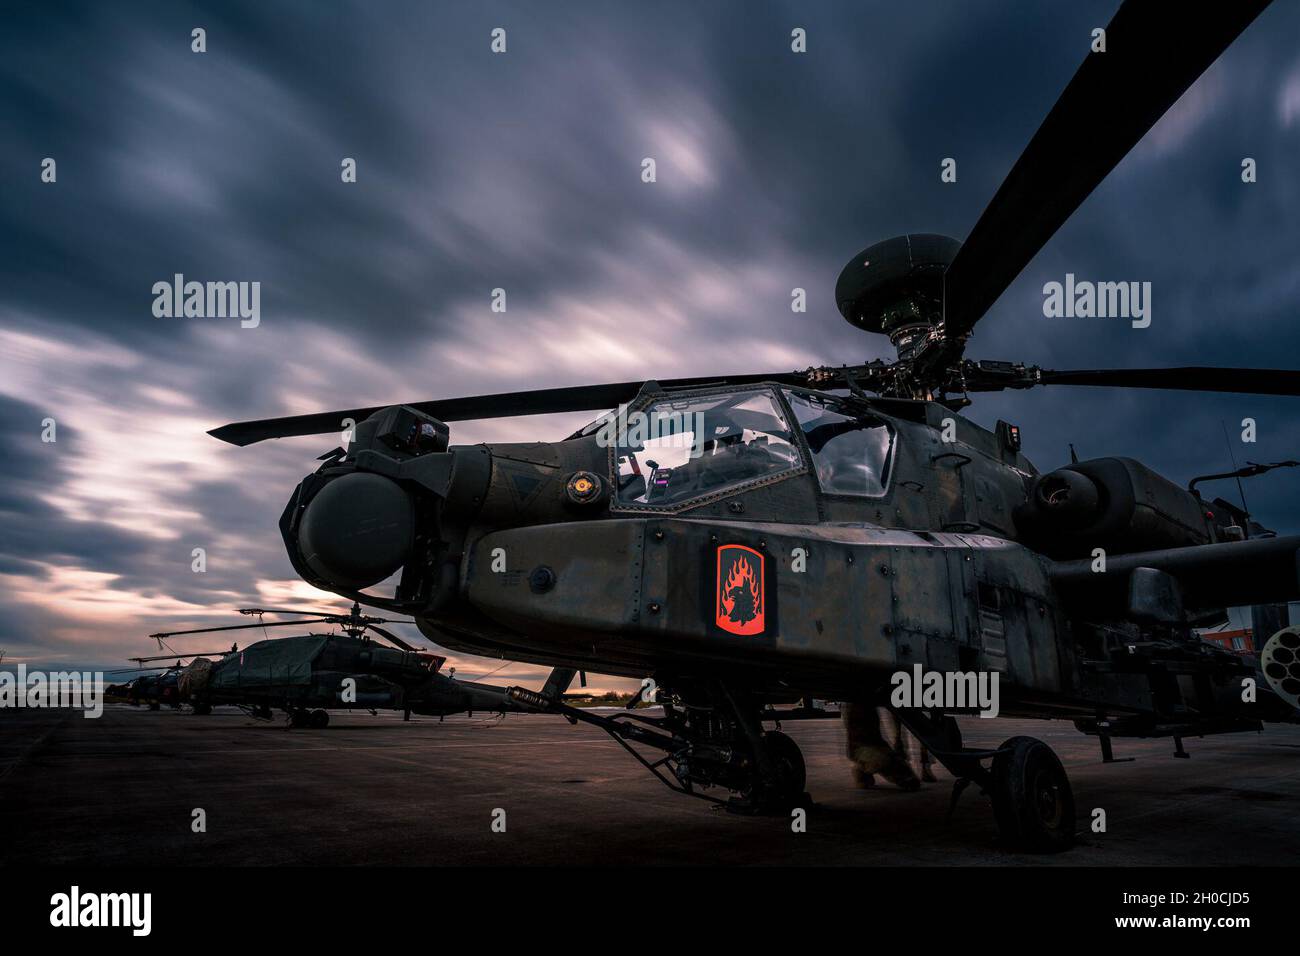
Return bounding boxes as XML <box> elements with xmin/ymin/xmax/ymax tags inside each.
<box><xmin>715</xmin><ymin>544</ymin><xmax>765</xmax><ymax>636</ymax></box>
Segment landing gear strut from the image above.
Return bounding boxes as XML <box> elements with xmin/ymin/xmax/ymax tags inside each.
<box><xmin>507</xmin><ymin>679</ymin><xmax>812</xmax><ymax>813</ymax></box>
<box><xmin>513</xmin><ymin>681</ymin><xmax>1075</xmax><ymax>849</ymax></box>
<box><xmin>893</xmin><ymin>708</ymin><xmax>1076</xmax><ymax>852</ymax></box>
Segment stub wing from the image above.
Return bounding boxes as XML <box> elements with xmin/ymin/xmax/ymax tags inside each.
<box><xmin>1050</xmin><ymin>534</ymin><xmax>1300</xmax><ymax>618</ymax></box>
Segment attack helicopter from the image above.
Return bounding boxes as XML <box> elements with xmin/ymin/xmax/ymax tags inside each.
<box><xmin>149</xmin><ymin>603</ymin><xmax>573</xmax><ymax>726</ymax></box>
<box><xmin>115</xmin><ymin>666</ymin><xmax>183</xmax><ymax>710</ymax></box>
<box><xmin>209</xmin><ymin>1</ymin><xmax>1300</xmax><ymax>849</ymax></box>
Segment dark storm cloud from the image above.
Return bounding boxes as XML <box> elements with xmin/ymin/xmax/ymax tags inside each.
<box><xmin>2</xmin><ymin>0</ymin><xmax>1300</xmax><ymax>670</ymax></box>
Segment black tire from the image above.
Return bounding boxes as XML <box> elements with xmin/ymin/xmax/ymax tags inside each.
<box><xmin>309</xmin><ymin>709</ymin><xmax>330</xmax><ymax>729</ymax></box>
<box><xmin>192</xmin><ymin>702</ymin><xmax>212</xmax><ymax>716</ymax></box>
<box><xmin>759</xmin><ymin>731</ymin><xmax>807</xmax><ymax>806</ymax></box>
<box><xmin>990</xmin><ymin>735</ymin><xmax>1075</xmax><ymax>853</ymax></box>
<box><xmin>148</xmin><ymin>701</ymin><xmax>160</xmax><ymax>711</ymax></box>
<box><xmin>289</xmin><ymin>709</ymin><xmax>311</xmax><ymax>728</ymax></box>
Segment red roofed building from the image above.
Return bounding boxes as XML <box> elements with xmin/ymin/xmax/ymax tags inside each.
<box><xmin>1201</xmin><ymin>628</ymin><xmax>1255</xmax><ymax>655</ymax></box>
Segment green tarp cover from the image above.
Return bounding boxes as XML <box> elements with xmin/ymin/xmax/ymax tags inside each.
<box><xmin>211</xmin><ymin>635</ymin><xmax>328</xmax><ymax>689</ymax></box>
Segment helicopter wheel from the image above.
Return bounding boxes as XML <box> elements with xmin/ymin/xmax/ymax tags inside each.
<box><xmin>989</xmin><ymin>736</ymin><xmax>1075</xmax><ymax>853</ymax></box>
<box><xmin>749</xmin><ymin>730</ymin><xmax>806</xmax><ymax>811</ymax></box>
<box><xmin>309</xmin><ymin>709</ymin><xmax>330</xmax><ymax>729</ymax></box>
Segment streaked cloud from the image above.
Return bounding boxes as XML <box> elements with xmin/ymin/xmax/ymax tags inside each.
<box><xmin>2</xmin><ymin>0</ymin><xmax>1299</xmax><ymax>689</ymax></box>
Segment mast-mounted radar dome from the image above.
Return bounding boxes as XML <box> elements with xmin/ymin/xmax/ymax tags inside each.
<box><xmin>834</xmin><ymin>233</ymin><xmax>960</xmax><ymax>362</ymax></box>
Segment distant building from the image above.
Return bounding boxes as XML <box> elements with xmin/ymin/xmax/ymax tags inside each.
<box><xmin>1200</xmin><ymin>628</ymin><xmax>1255</xmax><ymax>655</ymax></box>
<box><xmin>1199</xmin><ymin>604</ymin><xmax>1291</xmax><ymax>657</ymax></box>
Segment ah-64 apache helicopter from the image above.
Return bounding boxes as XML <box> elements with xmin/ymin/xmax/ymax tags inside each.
<box><xmin>142</xmin><ymin>603</ymin><xmax>570</xmax><ymax>726</ymax></box>
<box><xmin>210</xmin><ymin>2</ymin><xmax>1300</xmax><ymax>849</ymax></box>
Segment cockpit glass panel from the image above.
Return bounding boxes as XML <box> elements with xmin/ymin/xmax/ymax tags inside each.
<box><xmin>783</xmin><ymin>390</ymin><xmax>894</xmax><ymax>497</ymax></box>
<box><xmin>615</xmin><ymin>390</ymin><xmax>801</xmax><ymax>507</ymax></box>
<box><xmin>573</xmin><ymin>408</ymin><xmax>618</xmax><ymax>439</ymax></box>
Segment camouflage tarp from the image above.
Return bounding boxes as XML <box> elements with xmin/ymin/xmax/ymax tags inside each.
<box><xmin>210</xmin><ymin>635</ymin><xmax>328</xmax><ymax>690</ymax></box>
<box><xmin>179</xmin><ymin>656</ymin><xmax>215</xmax><ymax>697</ymax></box>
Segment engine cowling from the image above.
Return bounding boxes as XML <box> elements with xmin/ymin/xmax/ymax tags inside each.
<box><xmin>1014</xmin><ymin>457</ymin><xmax>1211</xmax><ymax>559</ymax></box>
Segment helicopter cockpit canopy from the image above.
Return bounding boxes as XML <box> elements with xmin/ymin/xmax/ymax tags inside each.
<box><xmin>783</xmin><ymin>390</ymin><xmax>895</xmax><ymax>497</ymax></box>
<box><xmin>615</xmin><ymin>388</ymin><xmax>801</xmax><ymax>507</ymax></box>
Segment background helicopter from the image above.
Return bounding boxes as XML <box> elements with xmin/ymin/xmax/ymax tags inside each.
<box><xmin>147</xmin><ymin>603</ymin><xmax>575</xmax><ymax>727</ymax></box>
<box><xmin>103</xmin><ymin>664</ymin><xmax>186</xmax><ymax>711</ymax></box>
<box><xmin>208</xmin><ymin>1</ymin><xmax>1300</xmax><ymax>849</ymax></box>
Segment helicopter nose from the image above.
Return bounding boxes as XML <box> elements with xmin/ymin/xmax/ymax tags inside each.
<box><xmin>297</xmin><ymin>471</ymin><xmax>415</xmax><ymax>589</ymax></box>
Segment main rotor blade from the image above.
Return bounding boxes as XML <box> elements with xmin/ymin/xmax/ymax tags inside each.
<box><xmin>1038</xmin><ymin>366</ymin><xmax>1300</xmax><ymax>396</ymax></box>
<box><xmin>942</xmin><ymin>0</ymin><xmax>1272</xmax><ymax>339</ymax></box>
<box><xmin>129</xmin><ymin>651</ymin><xmax>233</xmax><ymax>663</ymax></box>
<box><xmin>149</xmin><ymin>618</ymin><xmax>334</xmax><ymax>639</ymax></box>
<box><xmin>208</xmin><ymin>371</ymin><xmax>807</xmax><ymax>446</ymax></box>
<box><xmin>365</xmin><ymin>624</ymin><xmax>417</xmax><ymax>652</ymax></box>
<box><xmin>237</xmin><ymin>607</ymin><xmax>410</xmax><ymax>627</ymax></box>
<box><xmin>237</xmin><ymin>607</ymin><xmax>337</xmax><ymax>617</ymax></box>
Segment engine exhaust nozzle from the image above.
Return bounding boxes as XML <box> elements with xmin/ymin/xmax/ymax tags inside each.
<box><xmin>1033</xmin><ymin>468</ymin><xmax>1101</xmax><ymax>525</ymax></box>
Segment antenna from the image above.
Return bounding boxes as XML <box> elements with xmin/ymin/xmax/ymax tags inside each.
<box><xmin>1219</xmin><ymin>419</ymin><xmax>1250</xmax><ymax>523</ymax></box>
